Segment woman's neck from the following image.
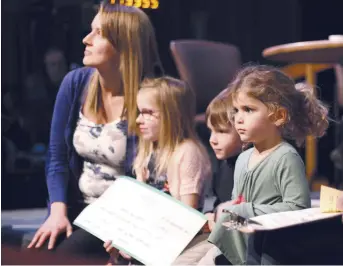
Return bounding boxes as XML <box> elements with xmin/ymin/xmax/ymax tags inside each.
<box><xmin>98</xmin><ymin>68</ymin><xmax>123</xmax><ymax>97</ymax></box>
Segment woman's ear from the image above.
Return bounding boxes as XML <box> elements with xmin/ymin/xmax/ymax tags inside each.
<box><xmin>270</xmin><ymin>107</ymin><xmax>288</xmax><ymax>127</ymax></box>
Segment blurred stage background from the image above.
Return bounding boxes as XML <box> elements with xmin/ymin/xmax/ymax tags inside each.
<box><xmin>2</xmin><ymin>0</ymin><xmax>343</xmax><ymax>212</ymax></box>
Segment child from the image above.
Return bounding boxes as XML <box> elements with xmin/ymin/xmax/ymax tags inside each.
<box><xmin>207</xmin><ymin>65</ymin><xmax>329</xmax><ymax>265</ymax></box>
<box><xmin>133</xmin><ymin>76</ymin><xmax>212</xmax><ymax>207</ymax></box>
<box><xmin>104</xmin><ymin>76</ymin><xmax>212</xmax><ymax>264</ymax></box>
<box><xmin>172</xmin><ymin>90</ymin><xmax>243</xmax><ymax>265</ymax></box>
<box><xmin>204</xmin><ymin>91</ymin><xmax>243</xmax><ymax>230</ymax></box>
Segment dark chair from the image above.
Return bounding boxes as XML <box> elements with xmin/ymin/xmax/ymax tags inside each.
<box><xmin>170</xmin><ymin>40</ymin><xmax>242</xmax><ymax>121</ymax></box>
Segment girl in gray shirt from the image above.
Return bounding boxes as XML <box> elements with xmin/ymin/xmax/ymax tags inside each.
<box><xmin>207</xmin><ymin>65</ymin><xmax>329</xmax><ymax>265</ymax></box>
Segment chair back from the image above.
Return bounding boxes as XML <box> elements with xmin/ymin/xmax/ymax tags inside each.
<box><xmin>170</xmin><ymin>40</ymin><xmax>241</xmax><ymax>113</ymax></box>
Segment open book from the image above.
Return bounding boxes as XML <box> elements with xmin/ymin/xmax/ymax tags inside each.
<box><xmin>229</xmin><ymin>208</ymin><xmax>342</xmax><ymax>232</ymax></box>
<box><xmin>223</xmin><ymin>185</ymin><xmax>343</xmax><ymax>233</ymax></box>
<box><xmin>320</xmin><ymin>185</ymin><xmax>343</xmax><ymax>212</ymax></box>
<box><xmin>73</xmin><ymin>176</ymin><xmax>207</xmax><ymax>266</ymax></box>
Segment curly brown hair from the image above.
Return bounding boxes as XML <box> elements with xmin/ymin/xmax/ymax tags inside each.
<box><xmin>227</xmin><ymin>65</ymin><xmax>329</xmax><ymax>147</ymax></box>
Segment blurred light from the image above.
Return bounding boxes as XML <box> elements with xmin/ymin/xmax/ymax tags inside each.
<box><xmin>110</xmin><ymin>0</ymin><xmax>159</xmax><ymax>9</ymax></box>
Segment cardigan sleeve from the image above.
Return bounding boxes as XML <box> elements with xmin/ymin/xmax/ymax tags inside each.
<box><xmin>46</xmin><ymin>70</ymin><xmax>78</xmax><ymax>204</ymax></box>
<box><xmin>225</xmin><ymin>152</ymin><xmax>311</xmax><ymax>218</ymax></box>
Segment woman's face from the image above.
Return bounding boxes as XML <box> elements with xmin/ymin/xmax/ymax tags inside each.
<box><xmin>82</xmin><ymin>14</ymin><xmax>118</xmax><ymax>70</ymax></box>
<box><xmin>136</xmin><ymin>90</ymin><xmax>160</xmax><ymax>142</ymax></box>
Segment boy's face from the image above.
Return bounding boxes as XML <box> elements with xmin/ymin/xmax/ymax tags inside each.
<box><xmin>208</xmin><ymin>120</ymin><xmax>242</xmax><ymax>160</ymax></box>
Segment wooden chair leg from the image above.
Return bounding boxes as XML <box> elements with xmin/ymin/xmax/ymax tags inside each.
<box><xmin>305</xmin><ymin>64</ymin><xmax>317</xmax><ymax>180</ymax></box>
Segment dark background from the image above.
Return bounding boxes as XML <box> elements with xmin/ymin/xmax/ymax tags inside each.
<box><xmin>2</xmin><ymin>0</ymin><xmax>343</xmax><ymax>209</ymax></box>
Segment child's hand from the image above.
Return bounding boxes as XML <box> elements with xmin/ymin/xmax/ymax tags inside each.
<box><xmin>137</xmin><ymin>168</ymin><xmax>150</xmax><ymax>183</ymax></box>
<box><xmin>215</xmin><ymin>201</ymin><xmax>232</xmax><ymax>221</ymax></box>
<box><xmin>215</xmin><ymin>196</ymin><xmax>246</xmax><ymax>221</ymax></box>
<box><xmin>104</xmin><ymin>241</ymin><xmax>132</xmax><ymax>264</ymax></box>
<box><xmin>104</xmin><ymin>240</ymin><xmax>119</xmax><ymax>264</ymax></box>
<box><xmin>232</xmin><ymin>195</ymin><xmax>246</xmax><ymax>205</ymax></box>
<box><xmin>119</xmin><ymin>250</ymin><xmax>132</xmax><ymax>260</ymax></box>
<box><xmin>203</xmin><ymin>212</ymin><xmax>215</xmax><ymax>232</ymax></box>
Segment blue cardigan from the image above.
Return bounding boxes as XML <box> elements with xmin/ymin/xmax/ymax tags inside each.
<box><xmin>45</xmin><ymin>67</ymin><xmax>137</xmax><ymax>207</ymax></box>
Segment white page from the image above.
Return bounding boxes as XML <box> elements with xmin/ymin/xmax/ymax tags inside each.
<box><xmin>74</xmin><ymin>176</ymin><xmax>207</xmax><ymax>266</ymax></box>
<box><xmin>245</xmin><ymin>208</ymin><xmax>342</xmax><ymax>231</ymax></box>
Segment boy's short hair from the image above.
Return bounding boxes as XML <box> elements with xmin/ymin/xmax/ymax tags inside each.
<box><xmin>205</xmin><ymin>89</ymin><xmax>232</xmax><ymax>131</ymax></box>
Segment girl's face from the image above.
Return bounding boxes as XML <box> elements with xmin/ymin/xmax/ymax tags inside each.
<box><xmin>82</xmin><ymin>14</ymin><xmax>118</xmax><ymax>70</ymax></box>
<box><xmin>136</xmin><ymin>90</ymin><xmax>160</xmax><ymax>142</ymax></box>
<box><xmin>232</xmin><ymin>92</ymin><xmax>278</xmax><ymax>145</ymax></box>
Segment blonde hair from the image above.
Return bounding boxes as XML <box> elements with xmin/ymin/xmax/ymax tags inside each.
<box><xmin>133</xmin><ymin>76</ymin><xmax>205</xmax><ymax>176</ymax></box>
<box><xmin>228</xmin><ymin>65</ymin><xmax>329</xmax><ymax>147</ymax></box>
<box><xmin>205</xmin><ymin>90</ymin><xmax>232</xmax><ymax>131</ymax></box>
<box><xmin>84</xmin><ymin>2</ymin><xmax>162</xmax><ymax>133</ymax></box>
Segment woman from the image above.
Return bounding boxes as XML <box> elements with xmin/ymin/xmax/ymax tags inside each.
<box><xmin>28</xmin><ymin>1</ymin><xmax>162</xmax><ymax>261</ymax></box>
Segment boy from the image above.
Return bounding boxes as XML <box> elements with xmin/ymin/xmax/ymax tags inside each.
<box><xmin>203</xmin><ymin>90</ymin><xmax>242</xmax><ymax>231</ymax></box>
<box><xmin>173</xmin><ymin>91</ymin><xmax>242</xmax><ymax>265</ymax></box>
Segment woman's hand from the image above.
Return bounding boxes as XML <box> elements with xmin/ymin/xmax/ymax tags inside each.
<box><xmin>27</xmin><ymin>203</ymin><xmax>72</xmax><ymax>250</ymax></box>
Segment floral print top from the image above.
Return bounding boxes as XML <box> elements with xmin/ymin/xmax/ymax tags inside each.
<box><xmin>146</xmin><ymin>154</ymin><xmax>170</xmax><ymax>194</ymax></box>
<box><xmin>73</xmin><ymin>111</ymin><xmax>127</xmax><ymax>204</ymax></box>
